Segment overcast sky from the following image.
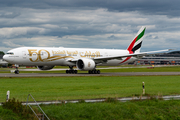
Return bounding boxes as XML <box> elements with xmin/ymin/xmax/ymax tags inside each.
<box><xmin>1</xmin><ymin>0</ymin><xmax>180</xmax><ymax>52</ymax></box>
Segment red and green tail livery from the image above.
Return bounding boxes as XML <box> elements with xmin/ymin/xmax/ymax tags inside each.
<box><xmin>127</xmin><ymin>26</ymin><xmax>146</xmax><ymax>53</ymax></box>
<box><xmin>120</xmin><ymin>26</ymin><xmax>146</xmax><ymax>64</ymax></box>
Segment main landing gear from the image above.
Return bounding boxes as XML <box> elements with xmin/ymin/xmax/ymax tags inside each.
<box><xmin>88</xmin><ymin>70</ymin><xmax>100</xmax><ymax>74</ymax></box>
<box><xmin>66</xmin><ymin>66</ymin><xmax>100</xmax><ymax>74</ymax></box>
<box><xmin>66</xmin><ymin>66</ymin><xmax>78</xmax><ymax>74</ymax></box>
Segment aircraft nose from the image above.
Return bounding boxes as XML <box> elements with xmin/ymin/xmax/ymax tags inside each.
<box><xmin>3</xmin><ymin>55</ymin><xmax>13</xmax><ymax>62</ymax></box>
<box><xmin>3</xmin><ymin>55</ymin><xmax>8</xmax><ymax>61</ymax></box>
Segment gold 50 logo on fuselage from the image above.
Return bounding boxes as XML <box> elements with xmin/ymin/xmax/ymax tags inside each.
<box><xmin>28</xmin><ymin>49</ymin><xmax>73</xmax><ymax>62</ymax></box>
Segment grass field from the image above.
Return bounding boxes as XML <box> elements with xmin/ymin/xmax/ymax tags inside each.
<box><xmin>0</xmin><ymin>106</ymin><xmax>22</xmax><ymax>120</ymax></box>
<box><xmin>1</xmin><ymin>99</ymin><xmax>180</xmax><ymax>120</ymax></box>
<box><xmin>41</xmin><ymin>100</ymin><xmax>180</xmax><ymax>120</ymax></box>
<box><xmin>0</xmin><ymin>76</ymin><xmax>180</xmax><ymax>102</ymax></box>
<box><xmin>1</xmin><ymin>66</ymin><xmax>180</xmax><ymax>120</ymax></box>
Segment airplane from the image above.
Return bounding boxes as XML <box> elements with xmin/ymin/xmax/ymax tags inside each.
<box><xmin>3</xmin><ymin>26</ymin><xmax>169</xmax><ymax>74</ymax></box>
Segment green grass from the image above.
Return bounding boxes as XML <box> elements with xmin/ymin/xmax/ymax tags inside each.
<box><xmin>0</xmin><ymin>106</ymin><xmax>23</xmax><ymax>120</ymax></box>
<box><xmin>0</xmin><ymin>76</ymin><xmax>180</xmax><ymax>102</ymax></box>
<box><xmin>40</xmin><ymin>100</ymin><xmax>180</xmax><ymax>120</ymax></box>
<box><xmin>1</xmin><ymin>99</ymin><xmax>180</xmax><ymax>120</ymax></box>
<box><xmin>1</xmin><ymin>75</ymin><xmax>180</xmax><ymax>120</ymax></box>
<box><xmin>101</xmin><ymin>66</ymin><xmax>180</xmax><ymax>72</ymax></box>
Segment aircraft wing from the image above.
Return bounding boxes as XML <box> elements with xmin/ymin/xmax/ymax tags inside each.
<box><xmin>67</xmin><ymin>49</ymin><xmax>170</xmax><ymax>62</ymax></box>
<box><xmin>93</xmin><ymin>49</ymin><xmax>170</xmax><ymax>61</ymax></box>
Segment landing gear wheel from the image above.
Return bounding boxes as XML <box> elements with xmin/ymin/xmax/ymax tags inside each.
<box><xmin>66</xmin><ymin>69</ymin><xmax>78</xmax><ymax>74</ymax></box>
<box><xmin>66</xmin><ymin>66</ymin><xmax>78</xmax><ymax>74</ymax></box>
<box><xmin>97</xmin><ymin>70</ymin><xmax>100</xmax><ymax>74</ymax></box>
<box><xmin>14</xmin><ymin>70</ymin><xmax>19</xmax><ymax>74</ymax></box>
<box><xmin>74</xmin><ymin>70</ymin><xmax>77</xmax><ymax>74</ymax></box>
<box><xmin>88</xmin><ymin>70</ymin><xmax>100</xmax><ymax>74</ymax></box>
<box><xmin>71</xmin><ymin>70</ymin><xmax>74</xmax><ymax>74</ymax></box>
<box><xmin>67</xmin><ymin>70</ymin><xmax>78</xmax><ymax>74</ymax></box>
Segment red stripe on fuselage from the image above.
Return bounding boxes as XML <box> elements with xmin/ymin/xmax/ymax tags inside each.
<box><xmin>119</xmin><ymin>37</ymin><xmax>137</xmax><ymax>64</ymax></box>
<box><xmin>120</xmin><ymin>40</ymin><xmax>135</xmax><ymax>64</ymax></box>
<box><xmin>119</xmin><ymin>50</ymin><xmax>133</xmax><ymax>64</ymax></box>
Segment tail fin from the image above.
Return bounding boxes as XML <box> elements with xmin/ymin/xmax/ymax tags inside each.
<box><xmin>127</xmin><ymin>26</ymin><xmax>146</xmax><ymax>53</ymax></box>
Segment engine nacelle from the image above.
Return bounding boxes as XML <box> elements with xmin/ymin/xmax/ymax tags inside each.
<box><xmin>76</xmin><ymin>58</ymin><xmax>96</xmax><ymax>70</ymax></box>
<box><xmin>37</xmin><ymin>65</ymin><xmax>54</xmax><ymax>70</ymax></box>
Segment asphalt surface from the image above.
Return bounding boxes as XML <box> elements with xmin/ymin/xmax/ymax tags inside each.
<box><xmin>1</xmin><ymin>72</ymin><xmax>180</xmax><ymax>77</ymax></box>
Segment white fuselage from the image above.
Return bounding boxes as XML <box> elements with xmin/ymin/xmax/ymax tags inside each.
<box><xmin>3</xmin><ymin>47</ymin><xmax>138</xmax><ymax>67</ymax></box>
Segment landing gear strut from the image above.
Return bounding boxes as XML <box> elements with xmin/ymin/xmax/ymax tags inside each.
<box><xmin>66</xmin><ymin>66</ymin><xmax>78</xmax><ymax>74</ymax></box>
<box><xmin>88</xmin><ymin>70</ymin><xmax>100</xmax><ymax>74</ymax></box>
<box><xmin>14</xmin><ymin>65</ymin><xmax>19</xmax><ymax>74</ymax></box>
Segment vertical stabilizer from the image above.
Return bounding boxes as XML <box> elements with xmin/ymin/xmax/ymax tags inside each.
<box><xmin>127</xmin><ymin>26</ymin><xmax>146</xmax><ymax>53</ymax></box>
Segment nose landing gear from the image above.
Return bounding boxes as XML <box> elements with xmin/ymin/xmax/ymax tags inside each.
<box><xmin>14</xmin><ymin>64</ymin><xmax>19</xmax><ymax>74</ymax></box>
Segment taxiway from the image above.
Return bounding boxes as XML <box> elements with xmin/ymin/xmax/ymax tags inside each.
<box><xmin>1</xmin><ymin>72</ymin><xmax>180</xmax><ymax>77</ymax></box>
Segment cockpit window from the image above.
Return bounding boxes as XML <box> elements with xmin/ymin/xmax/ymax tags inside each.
<box><xmin>6</xmin><ymin>52</ymin><xmax>14</xmax><ymax>55</ymax></box>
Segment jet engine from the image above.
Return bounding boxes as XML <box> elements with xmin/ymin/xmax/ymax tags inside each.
<box><xmin>37</xmin><ymin>65</ymin><xmax>54</xmax><ymax>70</ymax></box>
<box><xmin>76</xmin><ymin>58</ymin><xmax>95</xmax><ymax>70</ymax></box>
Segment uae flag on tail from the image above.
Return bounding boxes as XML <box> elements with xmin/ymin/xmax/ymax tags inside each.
<box><xmin>127</xmin><ymin>26</ymin><xmax>146</xmax><ymax>53</ymax></box>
